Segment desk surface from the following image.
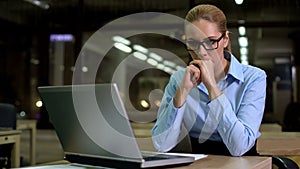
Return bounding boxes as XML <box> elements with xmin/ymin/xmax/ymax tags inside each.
<box><xmin>257</xmin><ymin>132</ymin><xmax>300</xmax><ymax>155</ymax></box>
<box><xmin>0</xmin><ymin>129</ymin><xmax>21</xmax><ymax>168</ymax></box>
<box><xmin>17</xmin><ymin>119</ymin><xmax>37</xmax><ymax>129</ymax></box>
<box><xmin>170</xmin><ymin>155</ymin><xmax>271</xmax><ymax>169</ymax></box>
<box><xmin>22</xmin><ymin>155</ymin><xmax>271</xmax><ymax>169</ymax></box>
<box><xmin>0</xmin><ymin>129</ymin><xmax>21</xmax><ymax>135</ymax></box>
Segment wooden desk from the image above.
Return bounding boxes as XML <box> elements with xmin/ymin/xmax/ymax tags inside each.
<box><xmin>21</xmin><ymin>155</ymin><xmax>272</xmax><ymax>169</ymax></box>
<box><xmin>257</xmin><ymin>132</ymin><xmax>300</xmax><ymax>155</ymax></box>
<box><xmin>0</xmin><ymin>130</ymin><xmax>21</xmax><ymax>168</ymax></box>
<box><xmin>17</xmin><ymin>119</ymin><xmax>37</xmax><ymax>165</ymax></box>
<box><xmin>259</xmin><ymin>123</ymin><xmax>282</xmax><ymax>132</ymax></box>
<box><xmin>172</xmin><ymin>155</ymin><xmax>271</xmax><ymax>169</ymax></box>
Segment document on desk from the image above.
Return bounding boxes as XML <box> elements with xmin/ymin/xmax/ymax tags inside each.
<box><xmin>162</xmin><ymin>152</ymin><xmax>207</xmax><ymax>160</ymax></box>
<box><xmin>140</xmin><ymin>151</ymin><xmax>207</xmax><ymax>161</ymax></box>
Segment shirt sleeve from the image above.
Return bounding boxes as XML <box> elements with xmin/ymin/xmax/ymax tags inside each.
<box><xmin>210</xmin><ymin>70</ymin><xmax>267</xmax><ymax>156</ymax></box>
<box><xmin>151</xmin><ymin>72</ymin><xmax>186</xmax><ymax>152</ymax></box>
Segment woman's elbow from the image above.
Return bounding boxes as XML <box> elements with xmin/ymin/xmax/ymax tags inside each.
<box><xmin>230</xmin><ymin>151</ymin><xmax>244</xmax><ymax>157</ymax></box>
<box><xmin>228</xmin><ymin>144</ymin><xmax>255</xmax><ymax>157</ymax></box>
<box><xmin>152</xmin><ymin>138</ymin><xmax>172</xmax><ymax>153</ymax></box>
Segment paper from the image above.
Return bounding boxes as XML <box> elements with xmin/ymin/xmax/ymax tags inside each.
<box><xmin>162</xmin><ymin>152</ymin><xmax>208</xmax><ymax>160</ymax></box>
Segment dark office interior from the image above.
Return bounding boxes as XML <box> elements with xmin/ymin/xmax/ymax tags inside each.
<box><xmin>0</xmin><ymin>0</ymin><xmax>300</xmax><ymax>167</ymax></box>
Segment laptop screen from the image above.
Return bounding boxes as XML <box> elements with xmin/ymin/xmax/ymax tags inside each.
<box><xmin>38</xmin><ymin>83</ymin><xmax>143</xmax><ymax>162</ymax></box>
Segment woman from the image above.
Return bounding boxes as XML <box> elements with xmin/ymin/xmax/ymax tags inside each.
<box><xmin>151</xmin><ymin>4</ymin><xmax>267</xmax><ymax>156</ymax></box>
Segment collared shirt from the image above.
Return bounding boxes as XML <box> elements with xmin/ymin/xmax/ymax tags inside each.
<box><xmin>152</xmin><ymin>54</ymin><xmax>267</xmax><ymax>156</ymax></box>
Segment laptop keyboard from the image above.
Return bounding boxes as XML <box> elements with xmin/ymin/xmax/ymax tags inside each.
<box><xmin>142</xmin><ymin>152</ymin><xmax>181</xmax><ymax>161</ymax></box>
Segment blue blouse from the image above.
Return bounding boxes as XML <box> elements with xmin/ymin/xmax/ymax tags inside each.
<box><xmin>152</xmin><ymin>54</ymin><xmax>267</xmax><ymax>156</ymax></box>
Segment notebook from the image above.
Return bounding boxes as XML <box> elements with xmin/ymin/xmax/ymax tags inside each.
<box><xmin>37</xmin><ymin>83</ymin><xmax>195</xmax><ymax>168</ymax></box>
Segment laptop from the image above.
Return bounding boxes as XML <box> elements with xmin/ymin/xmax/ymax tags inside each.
<box><xmin>37</xmin><ymin>83</ymin><xmax>194</xmax><ymax>168</ymax></box>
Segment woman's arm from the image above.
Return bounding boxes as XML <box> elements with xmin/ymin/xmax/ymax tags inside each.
<box><xmin>151</xmin><ymin>71</ymin><xmax>187</xmax><ymax>152</ymax></box>
<box><xmin>213</xmin><ymin>69</ymin><xmax>267</xmax><ymax>156</ymax></box>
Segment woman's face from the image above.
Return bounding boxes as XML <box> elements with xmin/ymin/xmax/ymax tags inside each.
<box><xmin>185</xmin><ymin>19</ymin><xmax>229</xmax><ymax>65</ymax></box>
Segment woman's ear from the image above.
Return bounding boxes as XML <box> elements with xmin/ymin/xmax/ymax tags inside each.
<box><xmin>223</xmin><ymin>31</ymin><xmax>230</xmax><ymax>48</ymax></box>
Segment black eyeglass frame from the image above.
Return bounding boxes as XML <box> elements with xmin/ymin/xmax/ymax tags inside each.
<box><xmin>186</xmin><ymin>32</ymin><xmax>226</xmax><ymax>51</ymax></box>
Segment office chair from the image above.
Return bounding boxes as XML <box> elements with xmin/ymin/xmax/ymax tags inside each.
<box><xmin>0</xmin><ymin>103</ymin><xmax>17</xmax><ymax>169</ymax></box>
<box><xmin>274</xmin><ymin>101</ymin><xmax>300</xmax><ymax>169</ymax></box>
<box><xmin>283</xmin><ymin>102</ymin><xmax>300</xmax><ymax>131</ymax></box>
<box><xmin>272</xmin><ymin>156</ymin><xmax>299</xmax><ymax>169</ymax></box>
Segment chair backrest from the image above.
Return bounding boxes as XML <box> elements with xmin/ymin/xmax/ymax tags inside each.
<box><xmin>283</xmin><ymin>101</ymin><xmax>300</xmax><ymax>131</ymax></box>
<box><xmin>0</xmin><ymin>103</ymin><xmax>17</xmax><ymax>129</ymax></box>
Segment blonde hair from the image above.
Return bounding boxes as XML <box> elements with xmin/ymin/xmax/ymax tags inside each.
<box><xmin>185</xmin><ymin>4</ymin><xmax>231</xmax><ymax>51</ymax></box>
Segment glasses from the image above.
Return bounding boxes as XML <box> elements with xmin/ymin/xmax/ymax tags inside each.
<box><xmin>186</xmin><ymin>33</ymin><xmax>225</xmax><ymax>51</ymax></box>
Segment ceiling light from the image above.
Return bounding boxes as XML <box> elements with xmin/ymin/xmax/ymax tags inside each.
<box><xmin>112</xmin><ymin>36</ymin><xmax>131</xmax><ymax>45</ymax></box>
<box><xmin>35</xmin><ymin>100</ymin><xmax>43</xmax><ymax>108</ymax></box>
<box><xmin>140</xmin><ymin>100</ymin><xmax>150</xmax><ymax>108</ymax></box>
<box><xmin>240</xmin><ymin>47</ymin><xmax>248</xmax><ymax>55</ymax></box>
<box><xmin>114</xmin><ymin>42</ymin><xmax>132</xmax><ymax>53</ymax></box>
<box><xmin>238</xmin><ymin>20</ymin><xmax>246</xmax><ymax>24</ymax></box>
<box><xmin>133</xmin><ymin>51</ymin><xmax>147</xmax><ymax>61</ymax></box>
<box><xmin>241</xmin><ymin>55</ymin><xmax>248</xmax><ymax>61</ymax></box>
<box><xmin>149</xmin><ymin>52</ymin><xmax>163</xmax><ymax>62</ymax></box>
<box><xmin>156</xmin><ymin>63</ymin><xmax>165</xmax><ymax>70</ymax></box>
<box><xmin>133</xmin><ymin>44</ymin><xmax>148</xmax><ymax>54</ymax></box>
<box><xmin>235</xmin><ymin>0</ymin><xmax>244</xmax><ymax>5</ymax></box>
<box><xmin>23</xmin><ymin>0</ymin><xmax>50</xmax><ymax>10</ymax></box>
<box><xmin>19</xmin><ymin>111</ymin><xmax>26</xmax><ymax>117</ymax></box>
<box><xmin>163</xmin><ymin>60</ymin><xmax>176</xmax><ymax>68</ymax></box>
<box><xmin>238</xmin><ymin>37</ymin><xmax>248</xmax><ymax>47</ymax></box>
<box><xmin>275</xmin><ymin>58</ymin><xmax>290</xmax><ymax>64</ymax></box>
<box><xmin>50</xmin><ymin>34</ymin><xmax>74</xmax><ymax>42</ymax></box>
<box><xmin>163</xmin><ymin>66</ymin><xmax>175</xmax><ymax>74</ymax></box>
<box><xmin>238</xmin><ymin>26</ymin><xmax>246</xmax><ymax>36</ymax></box>
<box><xmin>30</xmin><ymin>58</ymin><xmax>40</xmax><ymax>65</ymax></box>
<box><xmin>241</xmin><ymin>60</ymin><xmax>249</xmax><ymax>65</ymax></box>
<box><xmin>81</xmin><ymin>66</ymin><xmax>88</xmax><ymax>72</ymax></box>
<box><xmin>147</xmin><ymin>58</ymin><xmax>158</xmax><ymax>66</ymax></box>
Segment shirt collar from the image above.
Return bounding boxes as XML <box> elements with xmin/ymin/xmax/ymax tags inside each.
<box><xmin>227</xmin><ymin>53</ymin><xmax>244</xmax><ymax>83</ymax></box>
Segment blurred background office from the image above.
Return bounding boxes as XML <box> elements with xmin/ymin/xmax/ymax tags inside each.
<box><xmin>0</xmin><ymin>0</ymin><xmax>300</xmax><ymax>165</ymax></box>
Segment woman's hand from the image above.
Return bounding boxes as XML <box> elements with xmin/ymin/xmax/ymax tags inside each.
<box><xmin>186</xmin><ymin>63</ymin><xmax>202</xmax><ymax>88</ymax></box>
<box><xmin>190</xmin><ymin>59</ymin><xmax>221</xmax><ymax>100</ymax></box>
<box><xmin>190</xmin><ymin>60</ymin><xmax>215</xmax><ymax>90</ymax></box>
<box><xmin>173</xmin><ymin>63</ymin><xmax>201</xmax><ymax>108</ymax></box>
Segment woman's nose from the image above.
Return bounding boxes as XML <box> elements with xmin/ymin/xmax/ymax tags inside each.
<box><xmin>196</xmin><ymin>45</ymin><xmax>208</xmax><ymax>58</ymax></box>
